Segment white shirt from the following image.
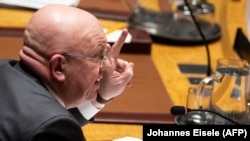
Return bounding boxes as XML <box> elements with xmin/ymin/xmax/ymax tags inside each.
<box><xmin>44</xmin><ymin>83</ymin><xmax>102</xmax><ymax>120</ymax></box>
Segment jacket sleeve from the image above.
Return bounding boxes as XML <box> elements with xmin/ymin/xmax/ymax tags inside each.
<box><xmin>68</xmin><ymin>107</ymin><xmax>92</xmax><ymax>126</ymax></box>
<box><xmin>30</xmin><ymin>115</ymin><xmax>86</xmax><ymax>141</ymax></box>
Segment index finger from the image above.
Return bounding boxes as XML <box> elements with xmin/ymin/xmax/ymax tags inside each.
<box><xmin>111</xmin><ymin>28</ymin><xmax>128</xmax><ymax>60</ymax></box>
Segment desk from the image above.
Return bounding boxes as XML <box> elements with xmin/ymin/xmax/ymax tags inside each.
<box><xmin>87</xmin><ymin>1</ymin><xmax>249</xmax><ymax>140</ymax></box>
<box><xmin>0</xmin><ymin>0</ymin><xmax>248</xmax><ymax>140</ymax></box>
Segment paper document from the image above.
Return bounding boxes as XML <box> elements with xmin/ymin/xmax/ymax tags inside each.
<box><xmin>0</xmin><ymin>0</ymin><xmax>80</xmax><ymax>9</ymax></box>
<box><xmin>113</xmin><ymin>136</ymin><xmax>142</xmax><ymax>141</ymax></box>
<box><xmin>105</xmin><ymin>29</ymin><xmax>132</xmax><ymax>43</ymax></box>
<box><xmin>247</xmin><ymin>0</ymin><xmax>250</xmax><ymax>40</ymax></box>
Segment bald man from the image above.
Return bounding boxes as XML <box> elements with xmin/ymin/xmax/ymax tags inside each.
<box><xmin>0</xmin><ymin>4</ymin><xmax>134</xmax><ymax>141</ymax></box>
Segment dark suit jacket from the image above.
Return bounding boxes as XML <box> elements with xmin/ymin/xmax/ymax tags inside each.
<box><xmin>0</xmin><ymin>59</ymin><xmax>88</xmax><ymax>141</ymax></box>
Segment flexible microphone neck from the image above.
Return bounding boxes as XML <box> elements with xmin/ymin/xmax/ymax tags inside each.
<box><xmin>170</xmin><ymin>106</ymin><xmax>242</xmax><ymax>125</ymax></box>
<box><xmin>183</xmin><ymin>0</ymin><xmax>212</xmax><ymax>76</ymax></box>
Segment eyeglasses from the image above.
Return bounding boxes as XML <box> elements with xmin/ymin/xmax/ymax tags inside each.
<box><xmin>62</xmin><ymin>47</ymin><xmax>107</xmax><ymax>69</ymax></box>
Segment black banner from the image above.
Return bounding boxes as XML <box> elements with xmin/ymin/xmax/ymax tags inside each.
<box><xmin>143</xmin><ymin>124</ymin><xmax>250</xmax><ymax>140</ymax></box>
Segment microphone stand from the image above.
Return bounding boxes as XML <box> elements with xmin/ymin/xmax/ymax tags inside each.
<box><xmin>183</xmin><ymin>0</ymin><xmax>212</xmax><ymax>76</ymax></box>
<box><xmin>188</xmin><ymin>108</ymin><xmax>241</xmax><ymax>125</ymax></box>
<box><xmin>171</xmin><ymin>106</ymin><xmax>242</xmax><ymax>125</ymax></box>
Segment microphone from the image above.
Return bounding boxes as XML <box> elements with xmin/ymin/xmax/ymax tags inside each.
<box><xmin>170</xmin><ymin>106</ymin><xmax>241</xmax><ymax>125</ymax></box>
<box><xmin>170</xmin><ymin>105</ymin><xmax>187</xmax><ymax>115</ymax></box>
<box><xmin>183</xmin><ymin>0</ymin><xmax>212</xmax><ymax>76</ymax></box>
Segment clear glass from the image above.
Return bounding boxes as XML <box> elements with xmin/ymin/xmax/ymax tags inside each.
<box><xmin>185</xmin><ymin>87</ymin><xmax>213</xmax><ymax>124</ymax></box>
<box><xmin>128</xmin><ymin>0</ymin><xmax>219</xmax><ymax>42</ymax></box>
<box><xmin>173</xmin><ymin>0</ymin><xmax>215</xmax><ymax>32</ymax></box>
<box><xmin>197</xmin><ymin>58</ymin><xmax>250</xmax><ymax>125</ymax></box>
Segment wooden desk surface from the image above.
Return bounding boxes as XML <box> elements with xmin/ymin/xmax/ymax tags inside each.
<box><xmin>0</xmin><ymin>0</ymin><xmax>248</xmax><ymax>140</ymax></box>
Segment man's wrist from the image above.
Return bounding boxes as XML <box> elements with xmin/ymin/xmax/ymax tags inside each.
<box><xmin>78</xmin><ymin>101</ymin><xmax>102</xmax><ymax>120</ymax></box>
<box><xmin>96</xmin><ymin>92</ymin><xmax>113</xmax><ymax>104</ymax></box>
<box><xmin>91</xmin><ymin>100</ymin><xmax>105</xmax><ymax>109</ymax></box>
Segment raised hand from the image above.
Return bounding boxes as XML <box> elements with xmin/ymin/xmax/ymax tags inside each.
<box><xmin>97</xmin><ymin>28</ymin><xmax>134</xmax><ymax>101</ymax></box>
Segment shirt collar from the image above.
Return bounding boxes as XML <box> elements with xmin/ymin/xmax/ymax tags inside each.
<box><xmin>44</xmin><ymin>82</ymin><xmax>65</xmax><ymax>107</ymax></box>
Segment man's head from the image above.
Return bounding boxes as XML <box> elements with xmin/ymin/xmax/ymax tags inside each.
<box><xmin>20</xmin><ymin>4</ymin><xmax>109</xmax><ymax>108</ymax></box>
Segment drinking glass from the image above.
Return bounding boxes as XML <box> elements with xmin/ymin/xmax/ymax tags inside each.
<box><xmin>196</xmin><ymin>58</ymin><xmax>250</xmax><ymax>124</ymax></box>
<box><xmin>185</xmin><ymin>87</ymin><xmax>213</xmax><ymax>124</ymax></box>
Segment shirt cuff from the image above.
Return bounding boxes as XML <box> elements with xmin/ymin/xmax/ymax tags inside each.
<box><xmin>78</xmin><ymin>101</ymin><xmax>103</xmax><ymax>120</ymax></box>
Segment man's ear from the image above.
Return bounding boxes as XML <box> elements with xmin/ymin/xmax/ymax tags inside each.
<box><xmin>49</xmin><ymin>54</ymin><xmax>66</xmax><ymax>82</ymax></box>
